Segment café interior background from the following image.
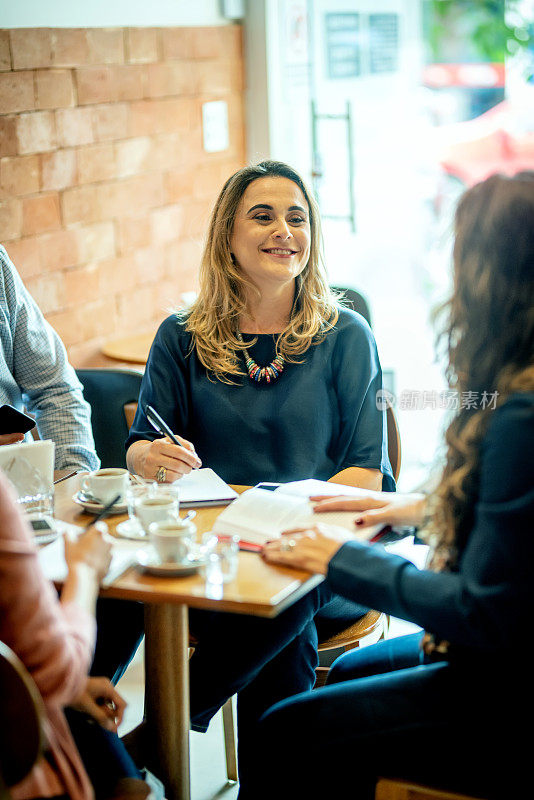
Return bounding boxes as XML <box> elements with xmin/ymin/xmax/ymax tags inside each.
<box><xmin>1</xmin><ymin>0</ymin><xmax>533</xmax><ymax>491</ymax></box>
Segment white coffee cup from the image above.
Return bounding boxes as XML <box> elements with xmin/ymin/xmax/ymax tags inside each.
<box><xmin>149</xmin><ymin>519</ymin><xmax>196</xmax><ymax>564</ymax></box>
<box><xmin>82</xmin><ymin>468</ymin><xmax>129</xmax><ymax>505</ymax></box>
<box><xmin>134</xmin><ymin>493</ymin><xmax>178</xmax><ymax>533</ymax></box>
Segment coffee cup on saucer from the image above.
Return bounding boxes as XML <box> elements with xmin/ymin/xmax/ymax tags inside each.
<box><xmin>134</xmin><ymin>492</ymin><xmax>178</xmax><ymax>534</ymax></box>
<box><xmin>149</xmin><ymin>518</ymin><xmax>197</xmax><ymax>564</ymax></box>
<box><xmin>81</xmin><ymin>468</ymin><xmax>130</xmax><ymax>505</ymax></box>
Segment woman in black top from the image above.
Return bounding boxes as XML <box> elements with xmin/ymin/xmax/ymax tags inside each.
<box><xmin>252</xmin><ymin>172</ymin><xmax>534</xmax><ymax>800</ymax></box>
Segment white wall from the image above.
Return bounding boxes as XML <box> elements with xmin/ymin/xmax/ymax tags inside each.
<box><xmin>0</xmin><ymin>0</ymin><xmax>230</xmax><ymax>28</ymax></box>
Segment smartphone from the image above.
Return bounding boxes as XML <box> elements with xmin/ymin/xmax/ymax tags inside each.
<box><xmin>30</xmin><ymin>518</ymin><xmax>54</xmax><ymax>532</ymax></box>
<box><xmin>254</xmin><ymin>482</ymin><xmax>281</xmax><ymax>491</ymax></box>
<box><xmin>0</xmin><ymin>404</ymin><xmax>36</xmax><ymax>435</ymax></box>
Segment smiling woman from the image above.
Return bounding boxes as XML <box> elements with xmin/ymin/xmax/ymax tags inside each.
<box><xmin>124</xmin><ymin>159</ymin><xmax>394</xmax><ymax>791</ymax></box>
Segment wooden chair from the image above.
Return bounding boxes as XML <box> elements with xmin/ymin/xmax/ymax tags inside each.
<box><xmin>375</xmin><ymin>778</ymin><xmax>486</xmax><ymax>800</ymax></box>
<box><xmin>0</xmin><ymin>641</ymin><xmax>45</xmax><ymax>798</ymax></box>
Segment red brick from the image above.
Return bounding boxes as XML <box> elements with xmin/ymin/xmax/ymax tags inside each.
<box><xmin>74</xmin><ymin>222</ymin><xmax>116</xmax><ymax>263</ymax></box>
<box><xmin>77</xmin><ymin>143</ymin><xmax>116</xmax><ymax>184</ymax></box>
<box><xmin>22</xmin><ymin>193</ymin><xmax>61</xmax><ymax>236</ymax></box>
<box><xmin>96</xmin><ymin>173</ymin><xmax>163</xmax><ymax>219</ymax></box>
<box><xmin>164</xmin><ymin>238</ymin><xmax>203</xmax><ymax>279</ymax></box>
<box><xmin>116</xmin><ymin>216</ymin><xmax>151</xmax><ymax>254</ymax></box>
<box><xmin>96</xmin><ymin>255</ymin><xmax>133</xmax><ymax>295</ymax></box>
<box><xmin>25</xmin><ymin>272</ymin><xmax>64</xmax><ymax>314</ymax></box>
<box><xmin>191</xmin><ymin>27</ymin><xmax>225</xmax><ymax>59</ymax></box>
<box><xmin>220</xmin><ymin>25</ymin><xmax>243</xmax><ymax>60</ymax></box>
<box><xmin>2</xmin><ymin>237</ymin><xmax>41</xmax><ymax>279</ymax></box>
<box><xmin>46</xmin><ymin>306</ymin><xmax>86</xmax><ymax>347</ymax></box>
<box><xmin>37</xmin><ymin>228</ymin><xmax>79</xmax><ymax>271</ymax></box>
<box><xmin>0</xmin><ymin>116</ymin><xmax>18</xmax><ymax>157</ymax></box>
<box><xmin>0</xmin><ymin>198</ymin><xmax>23</xmax><ymax>239</ymax></box>
<box><xmin>76</xmin><ymin>67</ymin><xmax>115</xmax><ymax>105</ymax></box>
<box><xmin>61</xmin><ymin>184</ymin><xmax>99</xmax><ymax>225</ymax></box>
<box><xmin>148</xmin><ymin>133</ymin><xmax>190</xmax><ymax>171</ymax></box>
<box><xmin>81</xmin><ymin>296</ymin><xmax>119</xmax><ymax>340</ymax></box>
<box><xmin>55</xmin><ymin>107</ymin><xmax>94</xmax><ymax>147</ymax></box>
<box><xmin>164</xmin><ymin>167</ymin><xmax>197</xmax><ymax>203</ymax></box>
<box><xmin>63</xmin><ymin>263</ymin><xmax>102</xmax><ymax>306</ymax></box>
<box><xmin>40</xmin><ymin>149</ymin><xmax>77</xmax><ymax>191</ymax></box>
<box><xmin>126</xmin><ymin>28</ymin><xmax>159</xmax><ymax>64</ymax></box>
<box><xmin>115</xmin><ymin>137</ymin><xmax>151</xmax><ymax>178</ymax></box>
<box><xmin>86</xmin><ymin>29</ymin><xmax>124</xmax><ymax>65</ymax></box>
<box><xmin>116</xmin><ymin>283</ymin><xmax>158</xmax><ymax>329</ymax></box>
<box><xmin>11</xmin><ymin>29</ymin><xmax>52</xmax><ymax>69</ymax></box>
<box><xmin>35</xmin><ymin>69</ymin><xmax>75</xmax><ymax>110</ymax></box>
<box><xmin>0</xmin><ymin>71</ymin><xmax>35</xmax><ymax>114</ymax></box>
<box><xmin>92</xmin><ymin>103</ymin><xmax>128</xmax><ymax>142</ymax></box>
<box><xmin>16</xmin><ymin>111</ymin><xmax>56</xmax><ymax>154</ymax></box>
<box><xmin>51</xmin><ymin>29</ymin><xmax>90</xmax><ymax>67</ymax></box>
<box><xmin>0</xmin><ymin>31</ymin><xmax>11</xmax><ymax>71</ymax></box>
<box><xmin>161</xmin><ymin>28</ymin><xmax>194</xmax><ymax>60</ymax></box>
<box><xmin>113</xmin><ymin>65</ymin><xmax>146</xmax><ymax>101</ymax></box>
<box><xmin>150</xmin><ymin>205</ymin><xmax>184</xmax><ymax>246</ymax></box>
<box><xmin>146</xmin><ymin>62</ymin><xmax>194</xmax><ymax>98</ymax></box>
<box><xmin>129</xmin><ymin>97</ymin><xmax>194</xmax><ymax>137</ymax></box>
<box><xmin>0</xmin><ymin>155</ymin><xmax>40</xmax><ymax>197</ymax></box>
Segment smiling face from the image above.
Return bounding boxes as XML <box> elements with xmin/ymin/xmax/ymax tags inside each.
<box><xmin>229</xmin><ymin>176</ymin><xmax>311</xmax><ymax>293</ymax></box>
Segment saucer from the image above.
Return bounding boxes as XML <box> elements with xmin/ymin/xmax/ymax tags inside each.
<box><xmin>72</xmin><ymin>491</ymin><xmax>127</xmax><ymax>515</ymax></box>
<box><xmin>115</xmin><ymin>519</ymin><xmax>148</xmax><ymax>541</ymax></box>
<box><xmin>135</xmin><ymin>548</ymin><xmax>203</xmax><ymax>577</ymax></box>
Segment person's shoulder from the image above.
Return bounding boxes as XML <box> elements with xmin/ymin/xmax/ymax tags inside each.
<box><xmin>330</xmin><ymin>305</ymin><xmax>375</xmax><ymax>349</ymax></box>
<box><xmin>483</xmin><ymin>392</ymin><xmax>534</xmax><ymax>478</ymax></box>
<box><xmin>488</xmin><ymin>393</ymin><xmax>534</xmax><ymax>438</ymax></box>
<box><xmin>153</xmin><ymin>312</ymin><xmax>193</xmax><ymax>355</ymax></box>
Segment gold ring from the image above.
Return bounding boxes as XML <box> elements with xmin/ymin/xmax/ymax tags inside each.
<box><xmin>156</xmin><ymin>466</ymin><xmax>167</xmax><ymax>483</ymax></box>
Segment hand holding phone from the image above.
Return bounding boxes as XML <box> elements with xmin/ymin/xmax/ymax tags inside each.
<box><xmin>0</xmin><ymin>404</ymin><xmax>36</xmax><ymax>439</ymax></box>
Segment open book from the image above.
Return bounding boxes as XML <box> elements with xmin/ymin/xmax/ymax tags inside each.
<box><xmin>212</xmin><ymin>483</ymin><xmax>384</xmax><ymax>547</ymax></box>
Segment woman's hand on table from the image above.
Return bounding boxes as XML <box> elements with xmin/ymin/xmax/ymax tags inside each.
<box><xmin>127</xmin><ymin>436</ymin><xmax>202</xmax><ymax>482</ymax></box>
<box><xmin>311</xmin><ymin>491</ymin><xmax>427</xmax><ymax>530</ymax></box>
<box><xmin>64</xmin><ymin>525</ymin><xmax>112</xmax><ymax>583</ymax></box>
<box><xmin>71</xmin><ymin>676</ymin><xmax>126</xmax><ymax>732</ymax></box>
<box><xmin>262</xmin><ymin>524</ymin><xmax>354</xmax><ymax>575</ymax></box>
<box><xmin>0</xmin><ymin>432</ymin><xmax>25</xmax><ymax>446</ymax></box>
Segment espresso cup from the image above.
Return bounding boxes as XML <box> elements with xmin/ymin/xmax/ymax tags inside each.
<box><xmin>134</xmin><ymin>493</ymin><xmax>178</xmax><ymax>534</ymax></box>
<box><xmin>149</xmin><ymin>519</ymin><xmax>196</xmax><ymax>564</ymax></box>
<box><xmin>81</xmin><ymin>468</ymin><xmax>130</xmax><ymax>505</ymax></box>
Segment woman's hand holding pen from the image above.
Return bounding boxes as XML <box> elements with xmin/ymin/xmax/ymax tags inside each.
<box><xmin>130</xmin><ymin>435</ymin><xmax>202</xmax><ymax>482</ymax></box>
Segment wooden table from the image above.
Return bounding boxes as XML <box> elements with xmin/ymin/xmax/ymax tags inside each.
<box><xmin>52</xmin><ymin>476</ymin><xmax>323</xmax><ymax>800</ymax></box>
<box><xmin>101</xmin><ymin>330</ymin><xmax>156</xmax><ymax>364</ymax></box>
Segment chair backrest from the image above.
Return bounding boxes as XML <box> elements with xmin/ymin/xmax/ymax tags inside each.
<box><xmin>386</xmin><ymin>403</ymin><xmax>401</xmax><ymax>483</ymax></box>
<box><xmin>330</xmin><ymin>285</ymin><xmax>372</xmax><ymax>327</ymax></box>
<box><xmin>0</xmin><ymin>641</ymin><xmax>45</xmax><ymax>792</ymax></box>
<box><xmin>76</xmin><ymin>368</ymin><xmax>143</xmax><ymax>469</ymax></box>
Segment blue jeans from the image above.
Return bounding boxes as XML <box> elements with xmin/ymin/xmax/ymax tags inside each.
<box><xmin>240</xmin><ymin>633</ymin><xmax>526</xmax><ymax>799</ymax></box>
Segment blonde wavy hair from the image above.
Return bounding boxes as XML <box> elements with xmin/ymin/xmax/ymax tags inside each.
<box><xmin>184</xmin><ymin>161</ymin><xmax>339</xmax><ymax>382</ymax></box>
<box><xmin>425</xmin><ymin>172</ymin><xmax>534</xmax><ymax>570</ymax></box>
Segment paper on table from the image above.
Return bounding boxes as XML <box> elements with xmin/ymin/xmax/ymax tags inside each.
<box><xmin>174</xmin><ymin>468</ymin><xmax>238</xmax><ymax>507</ymax></box>
<box><xmin>38</xmin><ymin>525</ymin><xmax>138</xmax><ymax>587</ymax></box>
<box><xmin>212</xmin><ymin>487</ymin><xmax>382</xmax><ymax>546</ymax></box>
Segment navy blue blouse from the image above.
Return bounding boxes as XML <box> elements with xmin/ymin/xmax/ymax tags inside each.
<box><xmin>126</xmin><ymin>307</ymin><xmax>394</xmax><ymax>489</ymax></box>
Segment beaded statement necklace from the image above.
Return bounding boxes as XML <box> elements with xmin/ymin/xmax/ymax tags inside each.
<box><xmin>235</xmin><ymin>331</ymin><xmax>285</xmax><ymax>384</ymax></box>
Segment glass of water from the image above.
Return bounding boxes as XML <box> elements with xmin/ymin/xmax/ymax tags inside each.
<box><xmin>201</xmin><ymin>532</ymin><xmax>240</xmax><ymax>586</ymax></box>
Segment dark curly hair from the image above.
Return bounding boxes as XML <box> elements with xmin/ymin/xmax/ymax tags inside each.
<box><xmin>427</xmin><ymin>172</ymin><xmax>534</xmax><ymax>568</ymax></box>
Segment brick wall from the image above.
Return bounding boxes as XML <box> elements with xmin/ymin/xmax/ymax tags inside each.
<box><xmin>0</xmin><ymin>26</ymin><xmax>246</xmax><ymax>366</ymax></box>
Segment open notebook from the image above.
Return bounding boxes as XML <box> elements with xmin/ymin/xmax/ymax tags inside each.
<box><xmin>176</xmin><ymin>468</ymin><xmax>238</xmax><ymax>507</ymax></box>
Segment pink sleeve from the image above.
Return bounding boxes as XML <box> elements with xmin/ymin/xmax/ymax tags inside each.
<box><xmin>0</xmin><ymin>472</ymin><xmax>96</xmax><ymax>707</ymax></box>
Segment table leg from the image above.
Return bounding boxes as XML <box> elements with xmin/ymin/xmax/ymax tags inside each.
<box><xmin>144</xmin><ymin>603</ymin><xmax>190</xmax><ymax>800</ymax></box>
